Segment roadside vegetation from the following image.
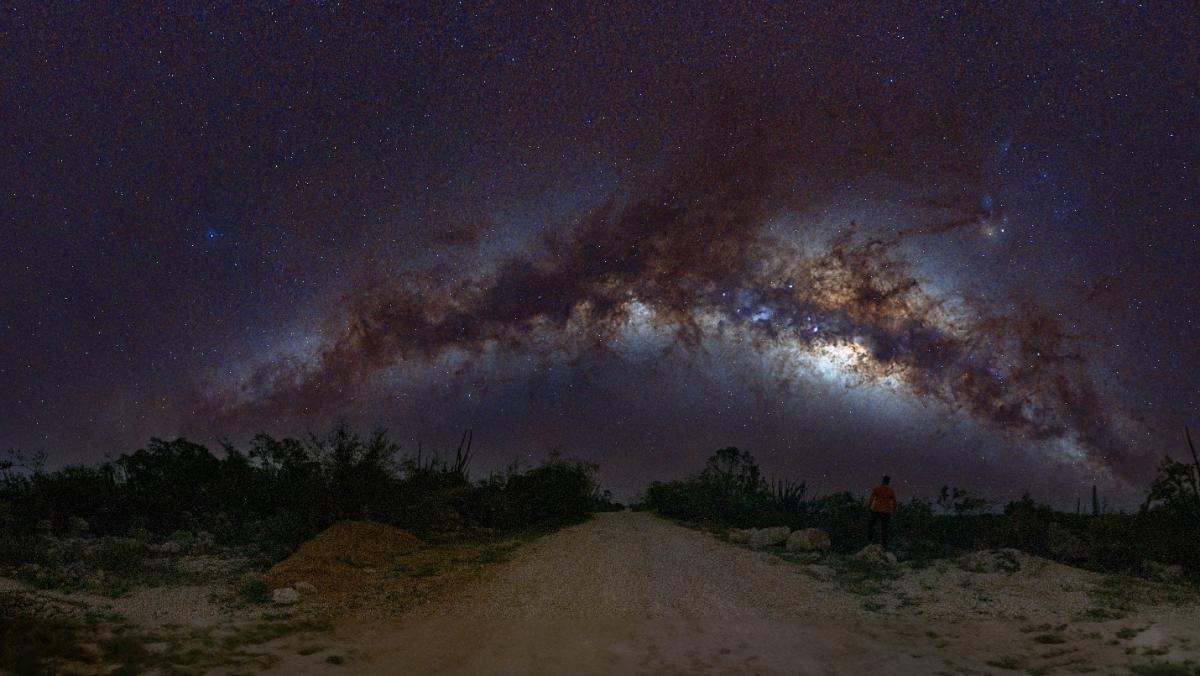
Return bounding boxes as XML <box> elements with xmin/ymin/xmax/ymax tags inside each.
<box><xmin>638</xmin><ymin>431</ymin><xmax>1200</xmax><ymax>580</ymax></box>
<box><xmin>0</xmin><ymin>424</ymin><xmax>618</xmax><ymax>674</ymax></box>
<box><xmin>0</xmin><ymin>424</ymin><xmax>615</xmax><ymax>560</ymax></box>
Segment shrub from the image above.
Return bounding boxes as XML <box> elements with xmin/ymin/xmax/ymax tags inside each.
<box><xmin>0</xmin><ymin>425</ymin><xmax>618</xmax><ymax>565</ymax></box>
<box><xmin>237</xmin><ymin>575</ymin><xmax>270</xmax><ymax>604</ymax></box>
<box><xmin>641</xmin><ymin>441</ymin><xmax>1200</xmax><ymax>579</ymax></box>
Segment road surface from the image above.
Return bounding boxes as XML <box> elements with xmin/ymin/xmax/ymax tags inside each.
<box><xmin>270</xmin><ymin>511</ymin><xmax>955</xmax><ymax>675</ymax></box>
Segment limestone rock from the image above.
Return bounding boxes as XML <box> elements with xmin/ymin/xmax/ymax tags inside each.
<box><xmin>785</xmin><ymin>528</ymin><xmax>831</xmax><ymax>552</ymax></box>
<box><xmin>1142</xmin><ymin>561</ymin><xmax>1185</xmax><ymax>583</ymax></box>
<box><xmin>747</xmin><ymin>526</ymin><xmax>791</xmax><ymax>549</ymax></box>
<box><xmin>855</xmin><ymin>543</ymin><xmax>897</xmax><ymax>565</ymax></box>
<box><xmin>957</xmin><ymin>549</ymin><xmax>1021</xmax><ymax>574</ymax></box>
<box><xmin>805</xmin><ymin>564</ymin><xmax>834</xmax><ymax>580</ymax></box>
<box><xmin>727</xmin><ymin>529</ymin><xmax>752</xmax><ymax>544</ymax></box>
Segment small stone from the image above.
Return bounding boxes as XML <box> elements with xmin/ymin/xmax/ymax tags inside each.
<box><xmin>727</xmin><ymin>529</ymin><xmax>752</xmax><ymax>544</ymax></box>
<box><xmin>294</xmin><ymin>581</ymin><xmax>318</xmax><ymax>595</ymax></box>
<box><xmin>272</xmin><ymin>587</ymin><xmax>301</xmax><ymax>605</ymax></box>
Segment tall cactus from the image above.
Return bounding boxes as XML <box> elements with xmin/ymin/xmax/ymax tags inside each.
<box><xmin>1187</xmin><ymin>427</ymin><xmax>1200</xmax><ymax>513</ymax></box>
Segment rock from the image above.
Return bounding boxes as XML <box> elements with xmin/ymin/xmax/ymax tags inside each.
<box><xmin>178</xmin><ymin>555</ymin><xmax>245</xmax><ymax>576</ymax></box>
<box><xmin>128</xmin><ymin>527</ymin><xmax>153</xmax><ymax>542</ymax></box>
<box><xmin>155</xmin><ymin>541</ymin><xmax>184</xmax><ymax>555</ymax></box>
<box><xmin>193</xmin><ymin>531</ymin><xmax>216</xmax><ymax>551</ymax></box>
<box><xmin>272</xmin><ymin>587</ymin><xmax>300</xmax><ymax>605</ymax></box>
<box><xmin>168</xmin><ymin>530</ymin><xmax>195</xmax><ymax>545</ymax></box>
<box><xmin>747</xmin><ymin>526</ymin><xmax>791</xmax><ymax>549</ymax></box>
<box><xmin>35</xmin><ymin>519</ymin><xmax>53</xmax><ymax>534</ymax></box>
<box><xmin>786</xmin><ymin>551</ymin><xmax>823</xmax><ymax>564</ymax></box>
<box><xmin>67</xmin><ymin>516</ymin><xmax>90</xmax><ymax>534</ymax></box>
<box><xmin>1143</xmin><ymin>561</ymin><xmax>1185</xmax><ymax>583</ymax></box>
<box><xmin>785</xmin><ymin>528</ymin><xmax>831</xmax><ymax>552</ymax></box>
<box><xmin>805</xmin><ymin>564</ymin><xmax>835</xmax><ymax>580</ymax></box>
<box><xmin>855</xmin><ymin>544</ymin><xmax>898</xmax><ymax>565</ymax></box>
<box><xmin>1130</xmin><ymin>626</ymin><xmax>1169</xmax><ymax>651</ymax></box>
<box><xmin>727</xmin><ymin>529</ymin><xmax>752</xmax><ymax>544</ymax></box>
<box><xmin>957</xmin><ymin>548</ymin><xmax>1022</xmax><ymax>574</ymax></box>
<box><xmin>294</xmin><ymin>581</ymin><xmax>318</xmax><ymax>595</ymax></box>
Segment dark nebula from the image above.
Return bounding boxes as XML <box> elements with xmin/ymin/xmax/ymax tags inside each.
<box><xmin>3</xmin><ymin>4</ymin><xmax>1197</xmax><ymax>504</ymax></box>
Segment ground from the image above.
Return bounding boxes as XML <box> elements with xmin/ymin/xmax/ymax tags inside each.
<box><xmin>268</xmin><ymin>512</ymin><xmax>1200</xmax><ymax>675</ymax></box>
<box><xmin>7</xmin><ymin>512</ymin><xmax>1200</xmax><ymax>675</ymax></box>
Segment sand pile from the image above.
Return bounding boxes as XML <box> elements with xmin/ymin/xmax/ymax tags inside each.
<box><xmin>266</xmin><ymin>520</ymin><xmax>424</xmax><ymax>595</ymax></box>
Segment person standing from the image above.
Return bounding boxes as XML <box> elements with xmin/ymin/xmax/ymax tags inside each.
<box><xmin>867</xmin><ymin>475</ymin><xmax>896</xmax><ymax>550</ymax></box>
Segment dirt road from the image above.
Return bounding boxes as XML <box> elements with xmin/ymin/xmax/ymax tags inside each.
<box><xmin>265</xmin><ymin>511</ymin><xmax>1200</xmax><ymax>675</ymax></box>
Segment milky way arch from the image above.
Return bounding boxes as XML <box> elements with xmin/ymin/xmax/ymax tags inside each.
<box><xmin>204</xmin><ymin>122</ymin><xmax>1128</xmax><ymax>482</ymax></box>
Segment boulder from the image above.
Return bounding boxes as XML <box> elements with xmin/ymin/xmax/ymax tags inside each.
<box><xmin>785</xmin><ymin>528</ymin><xmax>831</xmax><ymax>552</ymax></box>
<box><xmin>747</xmin><ymin>526</ymin><xmax>791</xmax><ymax>549</ymax></box>
<box><xmin>727</xmin><ymin>529</ymin><xmax>752</xmax><ymax>544</ymax></box>
<box><xmin>67</xmin><ymin>516</ymin><xmax>90</xmax><ymax>534</ymax></box>
<box><xmin>294</xmin><ymin>581</ymin><xmax>318</xmax><ymax>595</ymax></box>
<box><xmin>271</xmin><ymin>587</ymin><xmax>301</xmax><ymax>605</ymax></box>
<box><xmin>957</xmin><ymin>549</ymin><xmax>1021</xmax><ymax>574</ymax></box>
<box><xmin>855</xmin><ymin>544</ymin><xmax>898</xmax><ymax>565</ymax></box>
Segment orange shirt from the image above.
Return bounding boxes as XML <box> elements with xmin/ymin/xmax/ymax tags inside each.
<box><xmin>869</xmin><ymin>485</ymin><xmax>896</xmax><ymax>513</ymax></box>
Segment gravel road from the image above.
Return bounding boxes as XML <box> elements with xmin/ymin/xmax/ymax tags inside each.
<box><xmin>268</xmin><ymin>511</ymin><xmax>954</xmax><ymax>675</ymax></box>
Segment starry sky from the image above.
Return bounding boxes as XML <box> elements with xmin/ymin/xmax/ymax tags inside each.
<box><xmin>2</xmin><ymin>3</ymin><xmax>1197</xmax><ymax>504</ymax></box>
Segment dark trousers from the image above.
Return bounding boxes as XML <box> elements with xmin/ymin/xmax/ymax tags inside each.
<box><xmin>868</xmin><ymin>511</ymin><xmax>891</xmax><ymax>549</ymax></box>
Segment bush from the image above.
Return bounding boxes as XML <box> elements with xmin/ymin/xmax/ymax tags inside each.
<box><xmin>0</xmin><ymin>425</ymin><xmax>618</xmax><ymax>564</ymax></box>
<box><xmin>0</xmin><ymin>592</ymin><xmax>90</xmax><ymax>674</ymax></box>
<box><xmin>237</xmin><ymin>575</ymin><xmax>270</xmax><ymax>604</ymax></box>
<box><xmin>641</xmin><ymin>442</ymin><xmax>1200</xmax><ymax>579</ymax></box>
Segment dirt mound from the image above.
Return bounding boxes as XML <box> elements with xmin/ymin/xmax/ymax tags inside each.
<box><xmin>265</xmin><ymin>521</ymin><xmax>424</xmax><ymax>595</ymax></box>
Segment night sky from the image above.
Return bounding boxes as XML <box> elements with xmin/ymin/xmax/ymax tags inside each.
<box><xmin>3</xmin><ymin>3</ymin><xmax>1197</xmax><ymax>504</ymax></box>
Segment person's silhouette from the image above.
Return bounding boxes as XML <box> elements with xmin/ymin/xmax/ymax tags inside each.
<box><xmin>867</xmin><ymin>475</ymin><xmax>896</xmax><ymax>550</ymax></box>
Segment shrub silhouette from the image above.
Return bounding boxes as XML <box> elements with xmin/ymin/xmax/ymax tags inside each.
<box><xmin>0</xmin><ymin>424</ymin><xmax>613</xmax><ymax>561</ymax></box>
<box><xmin>643</xmin><ymin>442</ymin><xmax>1200</xmax><ymax>578</ymax></box>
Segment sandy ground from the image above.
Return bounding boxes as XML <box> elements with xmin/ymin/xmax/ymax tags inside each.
<box><xmin>258</xmin><ymin>511</ymin><xmax>1200</xmax><ymax>675</ymax></box>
